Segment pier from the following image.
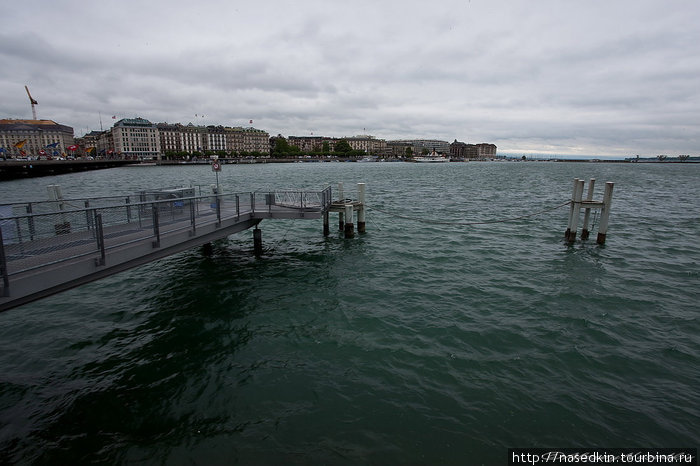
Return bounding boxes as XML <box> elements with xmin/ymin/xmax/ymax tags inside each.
<box><xmin>0</xmin><ymin>159</ymin><xmax>140</xmax><ymax>180</ymax></box>
<box><xmin>0</xmin><ymin>183</ymin><xmax>368</xmax><ymax>311</ymax></box>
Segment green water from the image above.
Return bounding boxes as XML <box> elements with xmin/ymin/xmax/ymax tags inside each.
<box><xmin>1</xmin><ymin>162</ymin><xmax>698</xmax><ymax>464</ymax></box>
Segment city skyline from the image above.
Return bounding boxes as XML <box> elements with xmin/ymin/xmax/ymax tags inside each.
<box><xmin>2</xmin><ymin>0</ymin><xmax>700</xmax><ymax>157</ymax></box>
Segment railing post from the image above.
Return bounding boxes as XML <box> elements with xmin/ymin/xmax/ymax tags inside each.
<box><xmin>251</xmin><ymin>193</ymin><xmax>255</xmax><ymax>215</ymax></box>
<box><xmin>85</xmin><ymin>200</ymin><xmax>93</xmax><ymax>231</ymax></box>
<box><xmin>0</xmin><ymin>228</ymin><xmax>9</xmax><ymax>297</ymax></box>
<box><xmin>94</xmin><ymin>212</ymin><xmax>106</xmax><ymax>266</ymax></box>
<box><xmin>26</xmin><ymin>203</ymin><xmax>35</xmax><ymax>241</ymax></box>
<box><xmin>125</xmin><ymin>197</ymin><xmax>132</xmax><ymax>223</ymax></box>
<box><xmin>216</xmin><ymin>195</ymin><xmax>221</xmax><ymax>227</ymax></box>
<box><xmin>190</xmin><ymin>198</ymin><xmax>196</xmax><ymax>236</ymax></box>
<box><xmin>152</xmin><ymin>203</ymin><xmax>160</xmax><ymax>248</ymax></box>
<box><xmin>236</xmin><ymin>194</ymin><xmax>240</xmax><ymax>220</ymax></box>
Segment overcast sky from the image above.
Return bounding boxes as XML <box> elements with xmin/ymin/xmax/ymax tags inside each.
<box><xmin>2</xmin><ymin>0</ymin><xmax>699</xmax><ymax>156</ymax></box>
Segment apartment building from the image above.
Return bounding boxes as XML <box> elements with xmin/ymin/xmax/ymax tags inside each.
<box><xmin>112</xmin><ymin>117</ymin><xmax>161</xmax><ymax>160</ymax></box>
<box><xmin>225</xmin><ymin>127</ymin><xmax>270</xmax><ymax>154</ymax></box>
<box><xmin>0</xmin><ymin>119</ymin><xmax>74</xmax><ymax>157</ymax></box>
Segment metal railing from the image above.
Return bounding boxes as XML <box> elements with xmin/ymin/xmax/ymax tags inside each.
<box><xmin>0</xmin><ymin>187</ymin><xmax>330</xmax><ymax>286</ymax></box>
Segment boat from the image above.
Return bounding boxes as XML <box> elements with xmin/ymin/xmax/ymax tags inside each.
<box><xmin>413</xmin><ymin>149</ymin><xmax>450</xmax><ymax>163</ymax></box>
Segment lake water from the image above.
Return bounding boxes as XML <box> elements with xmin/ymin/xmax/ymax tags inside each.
<box><xmin>1</xmin><ymin>161</ymin><xmax>698</xmax><ymax>464</ymax></box>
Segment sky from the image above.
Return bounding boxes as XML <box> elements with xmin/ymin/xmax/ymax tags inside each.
<box><xmin>2</xmin><ymin>0</ymin><xmax>699</xmax><ymax>157</ymax></box>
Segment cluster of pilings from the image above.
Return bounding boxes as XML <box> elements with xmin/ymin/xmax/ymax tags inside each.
<box><xmin>324</xmin><ymin>182</ymin><xmax>366</xmax><ymax>238</ymax></box>
<box><xmin>565</xmin><ymin>178</ymin><xmax>614</xmax><ymax>244</ymax></box>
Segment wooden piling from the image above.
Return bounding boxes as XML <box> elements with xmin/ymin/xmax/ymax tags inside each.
<box><xmin>253</xmin><ymin>227</ymin><xmax>263</xmax><ymax>256</ymax></box>
<box><xmin>323</xmin><ymin>210</ymin><xmax>330</xmax><ymax>236</ymax></box>
<box><xmin>596</xmin><ymin>182</ymin><xmax>614</xmax><ymax>245</ymax></box>
<box><xmin>357</xmin><ymin>183</ymin><xmax>366</xmax><ymax>233</ymax></box>
<box><xmin>338</xmin><ymin>182</ymin><xmax>345</xmax><ymax>231</ymax></box>
<box><xmin>344</xmin><ymin>204</ymin><xmax>354</xmax><ymax>238</ymax></box>
<box><xmin>581</xmin><ymin>178</ymin><xmax>596</xmax><ymax>240</ymax></box>
<box><xmin>566</xmin><ymin>178</ymin><xmax>584</xmax><ymax>243</ymax></box>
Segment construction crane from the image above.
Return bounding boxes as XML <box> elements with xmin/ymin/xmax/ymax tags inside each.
<box><xmin>25</xmin><ymin>85</ymin><xmax>38</xmax><ymax>120</ymax></box>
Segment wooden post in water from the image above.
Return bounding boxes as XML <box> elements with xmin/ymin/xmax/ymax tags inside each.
<box><xmin>253</xmin><ymin>226</ymin><xmax>263</xmax><ymax>256</ymax></box>
<box><xmin>323</xmin><ymin>210</ymin><xmax>330</xmax><ymax>236</ymax></box>
<box><xmin>338</xmin><ymin>182</ymin><xmax>345</xmax><ymax>231</ymax></box>
<box><xmin>357</xmin><ymin>183</ymin><xmax>366</xmax><ymax>233</ymax></box>
<box><xmin>344</xmin><ymin>204</ymin><xmax>354</xmax><ymax>238</ymax></box>
<box><xmin>580</xmin><ymin>178</ymin><xmax>596</xmax><ymax>240</ymax></box>
<box><xmin>596</xmin><ymin>182</ymin><xmax>614</xmax><ymax>245</ymax></box>
<box><xmin>566</xmin><ymin>178</ymin><xmax>584</xmax><ymax>243</ymax></box>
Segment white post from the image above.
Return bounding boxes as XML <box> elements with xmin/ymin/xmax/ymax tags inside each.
<box><xmin>596</xmin><ymin>182</ymin><xmax>614</xmax><ymax>245</ymax></box>
<box><xmin>566</xmin><ymin>179</ymin><xmax>584</xmax><ymax>242</ymax></box>
<box><xmin>565</xmin><ymin>178</ymin><xmax>579</xmax><ymax>240</ymax></box>
<box><xmin>357</xmin><ymin>183</ymin><xmax>366</xmax><ymax>233</ymax></box>
<box><xmin>344</xmin><ymin>204</ymin><xmax>354</xmax><ymax>238</ymax></box>
<box><xmin>581</xmin><ymin>178</ymin><xmax>596</xmax><ymax>240</ymax></box>
<box><xmin>338</xmin><ymin>182</ymin><xmax>345</xmax><ymax>231</ymax></box>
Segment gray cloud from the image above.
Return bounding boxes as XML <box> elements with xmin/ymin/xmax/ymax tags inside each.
<box><xmin>1</xmin><ymin>0</ymin><xmax>699</xmax><ymax>156</ymax></box>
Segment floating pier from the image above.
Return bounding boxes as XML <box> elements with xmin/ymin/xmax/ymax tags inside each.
<box><xmin>565</xmin><ymin>178</ymin><xmax>614</xmax><ymax>244</ymax></box>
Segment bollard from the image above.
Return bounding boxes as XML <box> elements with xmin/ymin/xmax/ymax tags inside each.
<box><xmin>357</xmin><ymin>183</ymin><xmax>366</xmax><ymax>233</ymax></box>
<box><xmin>596</xmin><ymin>182</ymin><xmax>614</xmax><ymax>245</ymax></box>
<box><xmin>581</xmin><ymin>178</ymin><xmax>596</xmax><ymax>240</ymax></box>
<box><xmin>253</xmin><ymin>227</ymin><xmax>263</xmax><ymax>256</ymax></box>
<box><xmin>344</xmin><ymin>204</ymin><xmax>354</xmax><ymax>238</ymax></box>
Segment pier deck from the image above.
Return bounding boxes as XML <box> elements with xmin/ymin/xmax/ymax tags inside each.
<box><xmin>0</xmin><ymin>186</ymin><xmax>332</xmax><ymax>311</ymax></box>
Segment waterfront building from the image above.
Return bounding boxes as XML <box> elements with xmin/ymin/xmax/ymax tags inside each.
<box><xmin>206</xmin><ymin>126</ymin><xmax>226</xmax><ymax>153</ymax></box>
<box><xmin>225</xmin><ymin>127</ymin><xmax>270</xmax><ymax>155</ymax></box>
<box><xmin>389</xmin><ymin>139</ymin><xmax>451</xmax><ymax>156</ymax></box>
<box><xmin>112</xmin><ymin>117</ymin><xmax>161</xmax><ymax>160</ymax></box>
<box><xmin>450</xmin><ymin>140</ymin><xmax>497</xmax><ymax>159</ymax></box>
<box><xmin>0</xmin><ymin>119</ymin><xmax>74</xmax><ymax>158</ymax></box>
<box><xmin>345</xmin><ymin>135</ymin><xmax>387</xmax><ymax>155</ymax></box>
<box><xmin>288</xmin><ymin>136</ymin><xmax>327</xmax><ymax>153</ymax></box>
<box><xmin>157</xmin><ymin>123</ymin><xmax>184</xmax><ymax>153</ymax></box>
<box><xmin>476</xmin><ymin>143</ymin><xmax>497</xmax><ymax>159</ymax></box>
<box><xmin>387</xmin><ymin>140</ymin><xmax>413</xmax><ymax>158</ymax></box>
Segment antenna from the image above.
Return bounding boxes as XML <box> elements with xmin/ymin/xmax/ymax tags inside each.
<box><xmin>25</xmin><ymin>85</ymin><xmax>38</xmax><ymax>120</ymax></box>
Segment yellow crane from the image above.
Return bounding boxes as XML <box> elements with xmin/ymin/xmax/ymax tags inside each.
<box><xmin>25</xmin><ymin>85</ymin><xmax>38</xmax><ymax>120</ymax></box>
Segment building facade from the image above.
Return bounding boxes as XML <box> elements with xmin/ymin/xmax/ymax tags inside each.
<box><xmin>389</xmin><ymin>139</ymin><xmax>451</xmax><ymax>155</ymax></box>
<box><xmin>225</xmin><ymin>127</ymin><xmax>270</xmax><ymax>155</ymax></box>
<box><xmin>0</xmin><ymin>119</ymin><xmax>74</xmax><ymax>158</ymax></box>
<box><xmin>112</xmin><ymin>117</ymin><xmax>161</xmax><ymax>160</ymax></box>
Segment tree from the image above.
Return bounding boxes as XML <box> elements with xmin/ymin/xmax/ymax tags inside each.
<box><xmin>322</xmin><ymin>141</ymin><xmax>330</xmax><ymax>155</ymax></box>
<box><xmin>334</xmin><ymin>139</ymin><xmax>352</xmax><ymax>154</ymax></box>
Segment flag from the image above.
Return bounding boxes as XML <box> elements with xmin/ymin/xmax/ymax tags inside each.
<box><xmin>67</xmin><ymin>145</ymin><xmax>78</xmax><ymax>151</ymax></box>
<box><xmin>39</xmin><ymin>149</ymin><xmax>47</xmax><ymax>155</ymax></box>
<box><xmin>52</xmin><ymin>150</ymin><xmax>59</xmax><ymax>156</ymax></box>
<box><xmin>19</xmin><ymin>150</ymin><xmax>26</xmax><ymax>157</ymax></box>
<box><xmin>86</xmin><ymin>147</ymin><xmax>95</xmax><ymax>153</ymax></box>
<box><xmin>0</xmin><ymin>148</ymin><xmax>5</xmax><ymax>153</ymax></box>
<box><xmin>112</xmin><ymin>115</ymin><xmax>116</xmax><ymax>119</ymax></box>
<box><xmin>46</xmin><ymin>142</ymin><xmax>59</xmax><ymax>148</ymax></box>
<box><xmin>249</xmin><ymin>120</ymin><xmax>253</xmax><ymax>124</ymax></box>
<box><xmin>14</xmin><ymin>139</ymin><xmax>27</xmax><ymax>149</ymax></box>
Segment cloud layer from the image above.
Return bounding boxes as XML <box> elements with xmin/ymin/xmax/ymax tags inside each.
<box><xmin>2</xmin><ymin>0</ymin><xmax>699</xmax><ymax>156</ymax></box>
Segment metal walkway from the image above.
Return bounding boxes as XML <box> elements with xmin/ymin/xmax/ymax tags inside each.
<box><xmin>0</xmin><ymin>186</ymin><xmax>332</xmax><ymax>311</ymax></box>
